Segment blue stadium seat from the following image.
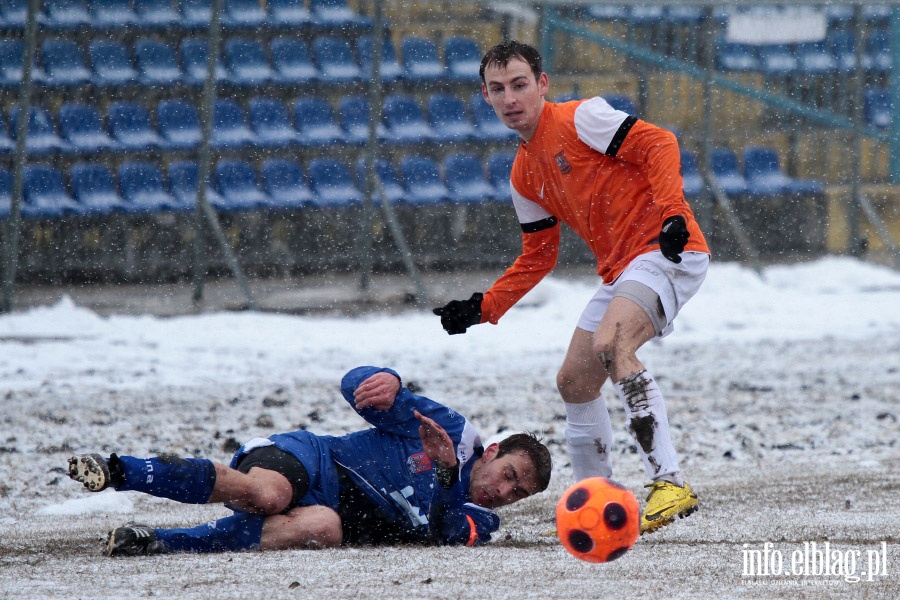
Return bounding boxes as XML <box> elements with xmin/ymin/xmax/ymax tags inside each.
<box><xmin>41</xmin><ymin>39</ymin><xmax>92</xmax><ymax>86</ymax></box>
<box><xmin>401</xmin><ymin>37</ymin><xmax>445</xmax><ymax>83</ymax></box>
<box><xmin>339</xmin><ymin>95</ymin><xmax>369</xmax><ymax>145</ymax></box>
<box><xmin>629</xmin><ymin>4</ymin><xmax>665</xmax><ymax>24</ymax></box>
<box><xmin>0</xmin><ymin>112</ymin><xmax>14</xmax><ymax>156</ymax></box>
<box><xmin>268</xmin><ymin>0</ymin><xmax>313</xmax><ymax>27</ymax></box>
<box><xmin>9</xmin><ymin>106</ymin><xmax>69</xmax><ymax>155</ymax></box>
<box><xmin>42</xmin><ymin>0</ymin><xmax>91</xmax><ymax>29</ymax></box>
<box><xmin>486</xmin><ymin>151</ymin><xmax>515</xmax><ymax>202</ymax></box>
<box><xmin>587</xmin><ymin>5</ymin><xmax>629</xmax><ymax>21</ymax></box>
<box><xmin>168</xmin><ymin>160</ymin><xmax>225</xmax><ymax>209</ymax></box>
<box><xmin>824</xmin><ymin>5</ymin><xmax>854</xmax><ymax>28</ymax></box>
<box><xmin>356</xmin><ymin>35</ymin><xmax>403</xmax><ymax>83</ymax></box>
<box><xmin>249</xmin><ymin>97</ymin><xmax>297</xmax><ymax>147</ymax></box>
<box><xmin>743</xmin><ymin>146</ymin><xmax>823</xmax><ymax>196</ymax></box>
<box><xmin>399</xmin><ymin>156</ymin><xmax>449</xmax><ymax>205</ymax></box>
<box><xmin>89</xmin><ymin>40</ymin><xmax>138</xmax><ymax>86</ymax></box>
<box><xmin>181</xmin><ymin>0</ymin><xmax>212</xmax><ymax>28</ymax></box>
<box><xmin>157</xmin><ymin>100</ymin><xmax>202</xmax><ymax>149</ymax></box>
<box><xmin>0</xmin><ymin>1</ymin><xmax>28</xmax><ymax>30</ymax></box>
<box><xmin>605</xmin><ymin>94</ymin><xmax>638</xmax><ymax>115</ymax></box>
<box><xmin>444</xmin><ymin>153</ymin><xmax>495</xmax><ymax>204</ymax></box>
<box><xmin>293</xmin><ymin>97</ymin><xmax>345</xmax><ymax>147</ymax></box>
<box><xmin>135</xmin><ymin>39</ymin><xmax>183</xmax><ymax>86</ymax></box>
<box><xmin>88</xmin><ymin>0</ymin><xmax>138</xmax><ymax>28</ymax></box>
<box><xmin>212</xmin><ymin>99</ymin><xmax>257</xmax><ymax>149</ymax></box>
<box><xmin>214</xmin><ymin>159</ymin><xmax>271</xmax><ymax>211</ymax></box>
<box><xmin>108</xmin><ymin>102</ymin><xmax>165</xmax><ymax>150</ymax></box>
<box><xmin>134</xmin><ymin>0</ymin><xmax>180</xmax><ymax>28</ymax></box>
<box><xmin>180</xmin><ymin>38</ymin><xmax>227</xmax><ymax>85</ymax></box>
<box><xmin>828</xmin><ymin>31</ymin><xmax>857</xmax><ymax>73</ymax></box>
<box><xmin>667</xmin><ymin>6</ymin><xmax>704</xmax><ymax>23</ymax></box>
<box><xmin>270</xmin><ymin>37</ymin><xmax>319</xmax><ymax>84</ymax></box>
<box><xmin>356</xmin><ymin>158</ymin><xmax>405</xmax><ymax>204</ymax></box>
<box><xmin>382</xmin><ymin>94</ymin><xmax>434</xmax><ymax>145</ymax></box>
<box><xmin>224</xmin><ymin>38</ymin><xmax>276</xmax><ymax>85</ymax></box>
<box><xmin>22</xmin><ymin>164</ymin><xmax>81</xmax><ymax>218</ymax></box>
<box><xmin>262</xmin><ymin>159</ymin><xmax>316</xmax><ymax>209</ymax></box>
<box><xmin>0</xmin><ymin>168</ymin><xmax>11</xmax><ymax>219</ymax></box>
<box><xmin>716</xmin><ymin>39</ymin><xmax>759</xmax><ymax>72</ymax></box>
<box><xmin>444</xmin><ymin>37</ymin><xmax>481</xmax><ymax>82</ymax></box>
<box><xmin>864</xmin><ymin>5</ymin><xmax>891</xmax><ymax>27</ymax></box>
<box><xmin>69</xmin><ymin>163</ymin><xmax>127</xmax><ymax>215</ymax></box>
<box><xmin>1</xmin><ymin>40</ymin><xmax>41</xmax><ymax>87</ymax></box>
<box><xmin>310</xmin><ymin>0</ymin><xmax>371</xmax><ymax>28</ymax></box>
<box><xmin>864</xmin><ymin>30</ymin><xmax>891</xmax><ymax>73</ymax></box>
<box><xmin>58</xmin><ymin>103</ymin><xmax>116</xmax><ymax>153</ymax></box>
<box><xmin>680</xmin><ymin>150</ymin><xmax>703</xmax><ymax>198</ymax></box>
<box><xmin>796</xmin><ymin>41</ymin><xmax>837</xmax><ymax>75</ymax></box>
<box><xmin>757</xmin><ymin>44</ymin><xmax>798</xmax><ymax>75</ymax></box>
<box><xmin>118</xmin><ymin>161</ymin><xmax>182</xmax><ymax>213</ymax></box>
<box><xmin>710</xmin><ymin>147</ymin><xmax>748</xmax><ymax>197</ymax></box>
<box><xmin>471</xmin><ymin>93</ymin><xmax>517</xmax><ymax>142</ymax></box>
<box><xmin>427</xmin><ymin>93</ymin><xmax>476</xmax><ymax>144</ymax></box>
<box><xmin>223</xmin><ymin>0</ymin><xmax>268</xmax><ymax>28</ymax></box>
<box><xmin>312</xmin><ymin>36</ymin><xmax>362</xmax><ymax>83</ymax></box>
<box><xmin>308</xmin><ymin>158</ymin><xmax>363</xmax><ymax>207</ymax></box>
<box><xmin>864</xmin><ymin>89</ymin><xmax>891</xmax><ymax>128</ymax></box>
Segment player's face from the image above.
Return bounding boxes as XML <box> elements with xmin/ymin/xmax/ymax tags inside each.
<box><xmin>468</xmin><ymin>445</ymin><xmax>542</xmax><ymax>509</ymax></box>
<box><xmin>481</xmin><ymin>57</ymin><xmax>548</xmax><ymax>142</ymax></box>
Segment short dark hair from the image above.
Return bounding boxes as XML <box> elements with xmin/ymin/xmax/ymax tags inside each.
<box><xmin>479</xmin><ymin>40</ymin><xmax>543</xmax><ymax>83</ymax></box>
<box><xmin>495</xmin><ymin>432</ymin><xmax>552</xmax><ymax>492</ymax></box>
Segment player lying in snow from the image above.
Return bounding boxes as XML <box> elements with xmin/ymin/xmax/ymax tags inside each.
<box><xmin>67</xmin><ymin>366</ymin><xmax>552</xmax><ymax>556</ymax></box>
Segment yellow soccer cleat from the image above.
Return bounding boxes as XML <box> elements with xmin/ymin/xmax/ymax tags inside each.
<box><xmin>640</xmin><ymin>480</ymin><xmax>698</xmax><ymax>535</ymax></box>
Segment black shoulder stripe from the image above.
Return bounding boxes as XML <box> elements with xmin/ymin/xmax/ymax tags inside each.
<box><xmin>605</xmin><ymin>115</ymin><xmax>638</xmax><ymax>157</ymax></box>
<box><xmin>521</xmin><ymin>216</ymin><xmax>559</xmax><ymax>233</ymax></box>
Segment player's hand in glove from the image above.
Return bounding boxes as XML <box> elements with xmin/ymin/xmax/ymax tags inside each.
<box><xmin>433</xmin><ymin>292</ymin><xmax>483</xmax><ymax>335</ymax></box>
<box><xmin>658</xmin><ymin>215</ymin><xmax>689</xmax><ymax>263</ymax></box>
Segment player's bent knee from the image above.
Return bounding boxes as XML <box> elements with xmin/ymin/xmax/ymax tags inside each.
<box><xmin>243</xmin><ymin>469</ymin><xmax>294</xmax><ymax>514</ymax></box>
<box><xmin>248</xmin><ymin>486</ymin><xmax>292</xmax><ymax>515</ymax></box>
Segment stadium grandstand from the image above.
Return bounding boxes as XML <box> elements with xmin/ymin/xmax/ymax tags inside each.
<box><xmin>1</xmin><ymin>1</ymin><xmax>898</xmax><ymax>311</ymax></box>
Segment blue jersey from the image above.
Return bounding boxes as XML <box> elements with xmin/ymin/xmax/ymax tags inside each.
<box><xmin>230</xmin><ymin>366</ymin><xmax>501</xmax><ymax>546</ymax></box>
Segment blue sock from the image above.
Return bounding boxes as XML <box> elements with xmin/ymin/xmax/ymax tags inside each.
<box><xmin>114</xmin><ymin>455</ymin><xmax>216</xmax><ymax>504</ymax></box>
<box><xmin>154</xmin><ymin>512</ymin><xmax>265</xmax><ymax>553</ymax></box>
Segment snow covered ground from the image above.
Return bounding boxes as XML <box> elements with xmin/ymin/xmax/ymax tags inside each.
<box><xmin>1</xmin><ymin>256</ymin><xmax>899</xmax><ymax>599</ymax></box>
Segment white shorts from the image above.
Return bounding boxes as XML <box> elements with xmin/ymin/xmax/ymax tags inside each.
<box><xmin>576</xmin><ymin>251</ymin><xmax>709</xmax><ymax>338</ymax></box>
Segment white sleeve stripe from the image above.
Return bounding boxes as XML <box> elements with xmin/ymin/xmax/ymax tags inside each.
<box><xmin>511</xmin><ymin>184</ymin><xmax>553</xmax><ymax>224</ymax></box>
<box><xmin>573</xmin><ymin>97</ymin><xmax>631</xmax><ymax>154</ymax></box>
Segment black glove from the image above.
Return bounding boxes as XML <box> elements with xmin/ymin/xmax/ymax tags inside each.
<box><xmin>658</xmin><ymin>216</ymin><xmax>689</xmax><ymax>263</ymax></box>
<box><xmin>432</xmin><ymin>293</ymin><xmax>483</xmax><ymax>335</ymax></box>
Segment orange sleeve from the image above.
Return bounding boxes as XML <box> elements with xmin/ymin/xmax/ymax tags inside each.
<box><xmin>614</xmin><ymin>120</ymin><xmax>689</xmax><ymax>225</ymax></box>
<box><xmin>480</xmin><ymin>222</ymin><xmax>560</xmax><ymax>324</ymax></box>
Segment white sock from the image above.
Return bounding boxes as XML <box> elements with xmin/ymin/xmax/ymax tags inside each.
<box><xmin>564</xmin><ymin>397</ymin><xmax>613</xmax><ymax>481</ymax></box>
<box><xmin>614</xmin><ymin>371</ymin><xmax>683</xmax><ymax>486</ymax></box>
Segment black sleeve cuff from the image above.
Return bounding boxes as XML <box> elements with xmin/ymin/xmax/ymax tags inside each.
<box><xmin>435</xmin><ymin>463</ymin><xmax>460</xmax><ymax>490</ymax></box>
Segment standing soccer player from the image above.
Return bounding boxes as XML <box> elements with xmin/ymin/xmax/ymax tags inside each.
<box><xmin>433</xmin><ymin>40</ymin><xmax>710</xmax><ymax>534</ymax></box>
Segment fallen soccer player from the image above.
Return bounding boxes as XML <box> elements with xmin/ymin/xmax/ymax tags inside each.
<box><xmin>67</xmin><ymin>366</ymin><xmax>552</xmax><ymax>555</ymax></box>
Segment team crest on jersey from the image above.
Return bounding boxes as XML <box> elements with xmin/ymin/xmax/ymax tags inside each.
<box><xmin>407</xmin><ymin>452</ymin><xmax>432</xmax><ymax>474</ymax></box>
<box><xmin>554</xmin><ymin>150</ymin><xmax>572</xmax><ymax>174</ymax></box>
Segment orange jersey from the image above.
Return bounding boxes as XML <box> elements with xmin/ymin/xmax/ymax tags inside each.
<box><xmin>481</xmin><ymin>98</ymin><xmax>709</xmax><ymax>324</ymax></box>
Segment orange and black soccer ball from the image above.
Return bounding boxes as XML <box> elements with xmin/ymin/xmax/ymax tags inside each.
<box><xmin>555</xmin><ymin>477</ymin><xmax>640</xmax><ymax>563</ymax></box>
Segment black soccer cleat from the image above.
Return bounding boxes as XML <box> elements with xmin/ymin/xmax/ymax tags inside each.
<box><xmin>106</xmin><ymin>524</ymin><xmax>168</xmax><ymax>557</ymax></box>
<box><xmin>68</xmin><ymin>454</ymin><xmax>115</xmax><ymax>492</ymax></box>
